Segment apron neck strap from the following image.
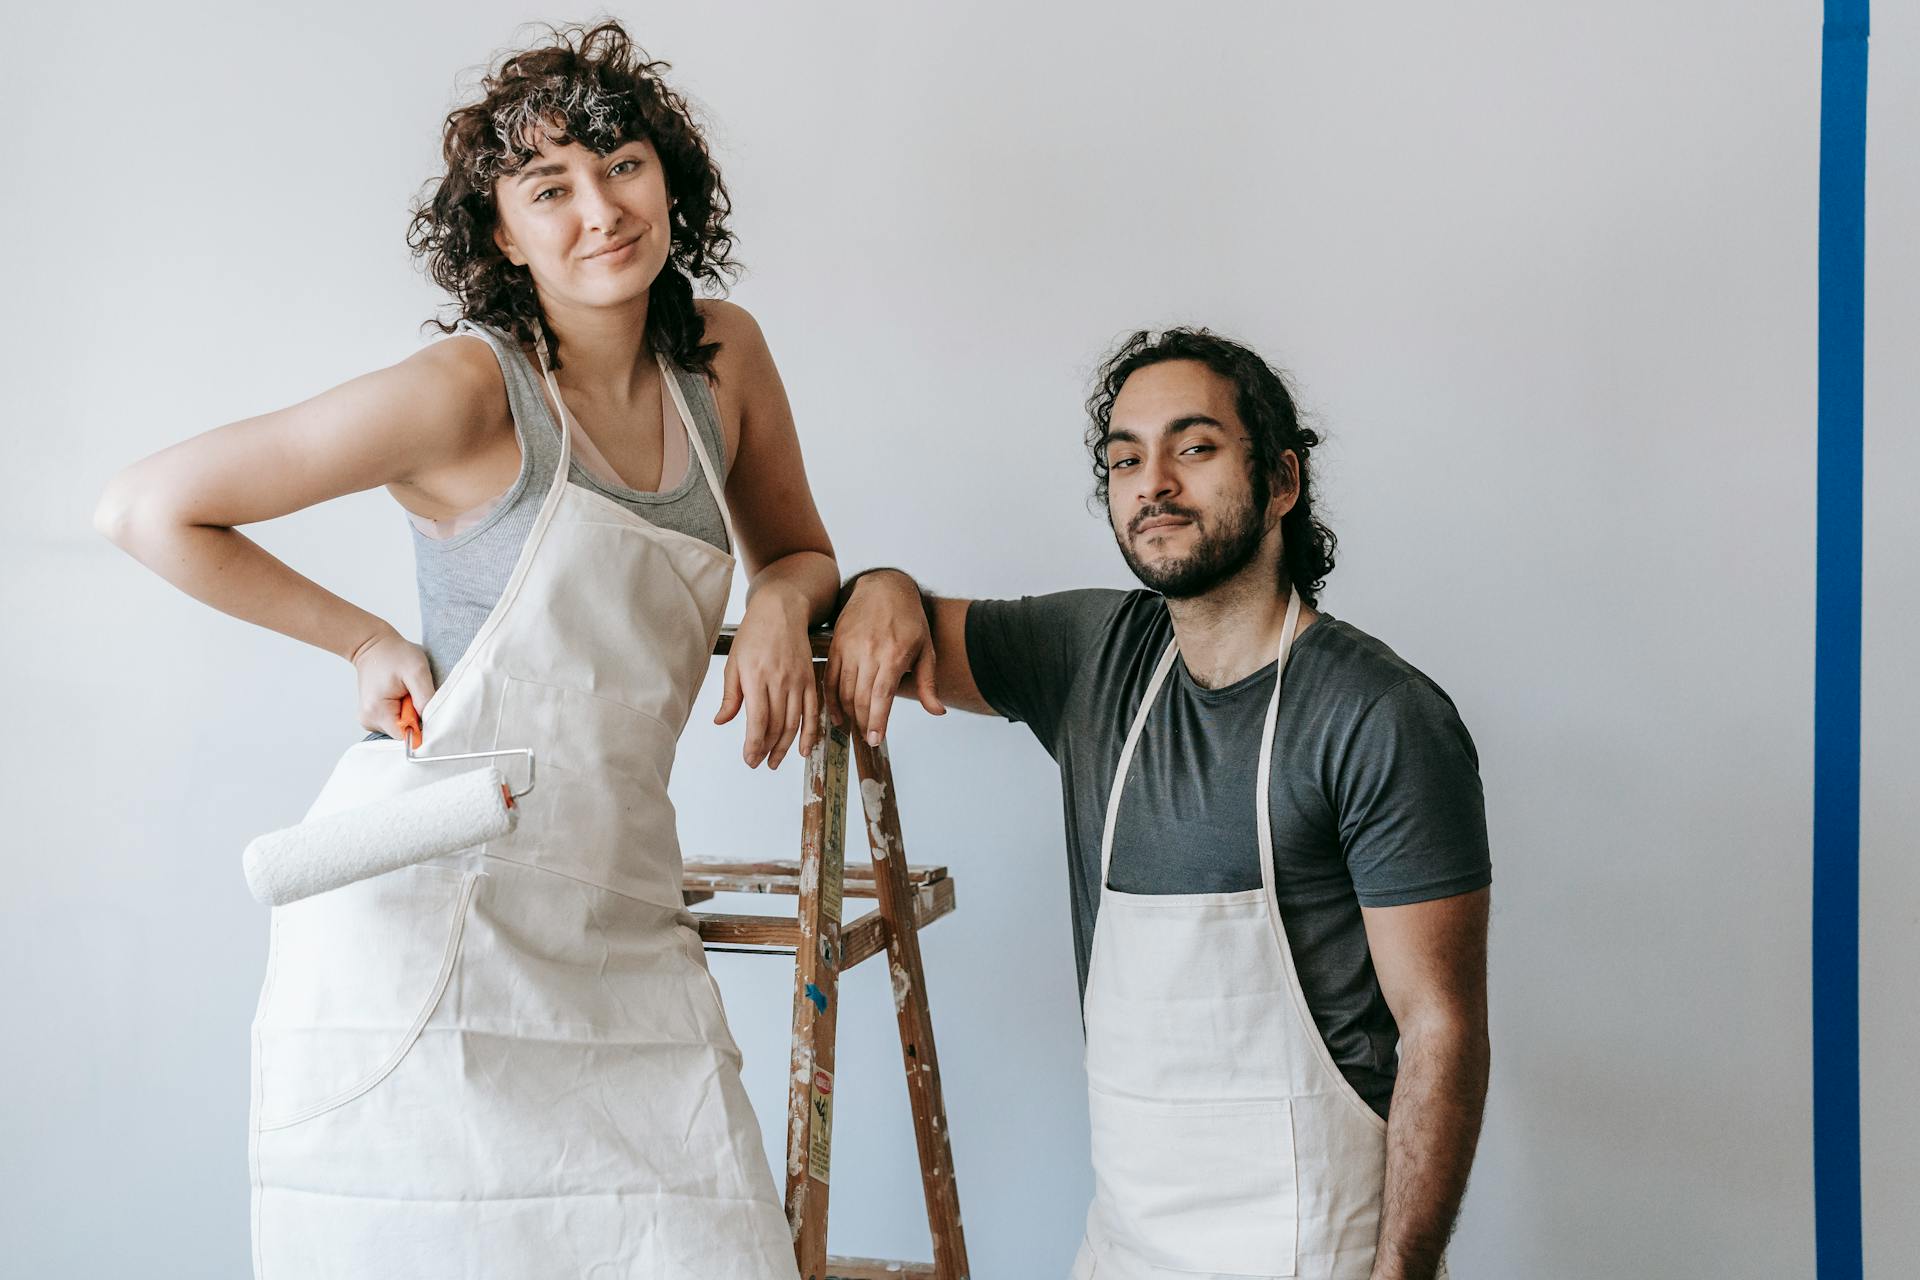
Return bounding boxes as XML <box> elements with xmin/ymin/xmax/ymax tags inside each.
<box><xmin>1097</xmin><ymin>640</ymin><xmax>1180</xmax><ymax>883</ymax></box>
<box><xmin>1253</xmin><ymin>588</ymin><xmax>1303</xmax><ymax>897</ymax></box>
<box><xmin>529</xmin><ymin>319</ymin><xmax>737</xmax><ymax>556</ymax></box>
<box><xmin>658</xmin><ymin>356</ymin><xmax>736</xmax><ymax>553</ymax></box>
<box><xmin>1096</xmin><ymin>588</ymin><xmax>1305</xmax><ymax>887</ymax></box>
<box><xmin>531</xmin><ymin>320</ymin><xmax>575</xmax><ymax>480</ymax></box>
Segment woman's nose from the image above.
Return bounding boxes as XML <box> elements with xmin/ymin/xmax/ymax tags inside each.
<box><xmin>578</xmin><ymin>180</ymin><xmax>622</xmax><ymax>235</ymax></box>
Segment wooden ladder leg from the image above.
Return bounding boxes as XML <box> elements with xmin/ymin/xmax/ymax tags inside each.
<box><xmin>786</xmin><ymin>696</ymin><xmax>850</xmax><ymax>1280</ymax></box>
<box><xmin>852</xmin><ymin>738</ymin><xmax>970</xmax><ymax>1280</ymax></box>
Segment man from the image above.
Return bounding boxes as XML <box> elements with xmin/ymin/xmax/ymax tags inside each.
<box><xmin>827</xmin><ymin>328</ymin><xmax>1490</xmax><ymax>1280</ymax></box>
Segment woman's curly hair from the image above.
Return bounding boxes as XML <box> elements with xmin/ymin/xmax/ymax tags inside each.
<box><xmin>1086</xmin><ymin>328</ymin><xmax>1338</xmax><ymax>606</ymax></box>
<box><xmin>406</xmin><ymin>21</ymin><xmax>738</xmax><ymax>373</ymax></box>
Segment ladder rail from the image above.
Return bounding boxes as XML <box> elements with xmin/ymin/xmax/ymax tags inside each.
<box><xmin>851</xmin><ymin>737</ymin><xmax>971</xmax><ymax>1280</ymax></box>
<box><xmin>689</xmin><ymin>632</ymin><xmax>969</xmax><ymax>1280</ymax></box>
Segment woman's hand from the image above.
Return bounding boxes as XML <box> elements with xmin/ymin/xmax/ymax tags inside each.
<box><xmin>715</xmin><ymin>584</ymin><xmax>819</xmax><ymax>769</ymax></box>
<box><xmin>824</xmin><ymin>570</ymin><xmax>945</xmax><ymax>746</ymax></box>
<box><xmin>351</xmin><ymin>628</ymin><xmax>436</xmax><ymax>743</ymax></box>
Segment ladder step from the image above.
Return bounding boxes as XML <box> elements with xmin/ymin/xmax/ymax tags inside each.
<box><xmin>685</xmin><ymin>859</ymin><xmax>948</xmax><ymax>898</ymax></box>
<box><xmin>824</xmin><ymin>1258</ymin><xmax>937</xmax><ymax>1280</ymax></box>
<box><xmin>695</xmin><ymin>877</ymin><xmax>956</xmax><ymax>958</ymax></box>
<box><xmin>842</xmin><ymin>877</ymin><xmax>955</xmax><ymax>968</ymax></box>
<box><xmin>713</xmin><ymin>625</ymin><xmax>834</xmax><ymax>659</ymax></box>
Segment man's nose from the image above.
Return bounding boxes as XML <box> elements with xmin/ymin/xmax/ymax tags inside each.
<box><xmin>1141</xmin><ymin>454</ymin><xmax>1179</xmax><ymax>502</ymax></box>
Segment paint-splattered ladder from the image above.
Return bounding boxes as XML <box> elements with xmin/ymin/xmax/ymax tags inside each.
<box><xmin>685</xmin><ymin>627</ymin><xmax>970</xmax><ymax>1280</ymax></box>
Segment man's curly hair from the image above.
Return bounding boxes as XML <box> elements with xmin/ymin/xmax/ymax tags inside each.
<box><xmin>1086</xmin><ymin>328</ymin><xmax>1337</xmax><ymax>607</ymax></box>
<box><xmin>406</xmin><ymin>21</ymin><xmax>738</xmax><ymax>373</ymax></box>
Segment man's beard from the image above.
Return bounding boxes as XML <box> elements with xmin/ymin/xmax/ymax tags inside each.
<box><xmin>1115</xmin><ymin>488</ymin><xmax>1267</xmax><ymax>600</ymax></box>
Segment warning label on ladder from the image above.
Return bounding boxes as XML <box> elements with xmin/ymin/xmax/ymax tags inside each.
<box><xmin>809</xmin><ymin>1068</ymin><xmax>834</xmax><ymax>1184</ymax></box>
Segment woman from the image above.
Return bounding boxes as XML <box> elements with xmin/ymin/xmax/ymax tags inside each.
<box><xmin>94</xmin><ymin>22</ymin><xmax>868</xmax><ymax>1278</ymax></box>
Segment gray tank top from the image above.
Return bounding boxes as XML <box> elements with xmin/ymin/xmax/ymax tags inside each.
<box><xmin>412</xmin><ymin>320</ymin><xmax>732</xmax><ymax>685</ymax></box>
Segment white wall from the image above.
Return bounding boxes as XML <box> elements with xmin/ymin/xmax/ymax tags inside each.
<box><xmin>4</xmin><ymin>3</ymin><xmax>1913</xmax><ymax>1276</ymax></box>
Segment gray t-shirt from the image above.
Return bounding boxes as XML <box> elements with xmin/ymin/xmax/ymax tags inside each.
<box><xmin>966</xmin><ymin>589</ymin><xmax>1490</xmax><ymax>1118</ymax></box>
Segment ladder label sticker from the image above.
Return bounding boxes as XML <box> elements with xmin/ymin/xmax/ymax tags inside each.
<box><xmin>808</xmin><ymin>1068</ymin><xmax>834</xmax><ymax>1184</ymax></box>
<box><xmin>822</xmin><ymin>733</ymin><xmax>848</xmax><ymax>926</ymax></box>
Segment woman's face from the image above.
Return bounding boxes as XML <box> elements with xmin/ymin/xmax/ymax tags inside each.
<box><xmin>491</xmin><ymin>135</ymin><xmax>673</xmax><ymax>315</ymax></box>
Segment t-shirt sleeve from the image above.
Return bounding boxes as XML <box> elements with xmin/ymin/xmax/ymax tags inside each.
<box><xmin>1332</xmin><ymin>676</ymin><xmax>1492</xmax><ymax>907</ymax></box>
<box><xmin>964</xmin><ymin>589</ymin><xmax>1129</xmax><ymax>756</ymax></box>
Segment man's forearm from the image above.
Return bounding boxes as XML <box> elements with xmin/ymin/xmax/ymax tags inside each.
<box><xmin>834</xmin><ymin>566</ymin><xmax>934</xmax><ymax>627</ymax></box>
<box><xmin>829</xmin><ymin>567</ymin><xmax>989</xmax><ymax>718</ymax></box>
<box><xmin>1372</xmin><ymin>1020</ymin><xmax>1490</xmax><ymax>1280</ymax></box>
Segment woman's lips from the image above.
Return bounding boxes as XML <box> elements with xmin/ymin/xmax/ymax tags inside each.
<box><xmin>585</xmin><ymin>236</ymin><xmax>640</xmax><ymax>263</ymax></box>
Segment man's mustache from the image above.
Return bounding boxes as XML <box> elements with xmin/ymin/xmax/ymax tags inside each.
<box><xmin>1128</xmin><ymin>504</ymin><xmax>1202</xmax><ymax>537</ymax></box>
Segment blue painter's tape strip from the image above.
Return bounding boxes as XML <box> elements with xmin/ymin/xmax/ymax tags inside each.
<box><xmin>1814</xmin><ymin>4</ymin><xmax>1868</xmax><ymax>1279</ymax></box>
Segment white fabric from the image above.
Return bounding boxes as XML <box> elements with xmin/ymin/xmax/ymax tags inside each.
<box><xmin>242</xmin><ymin>765</ymin><xmax>514</xmax><ymax>906</ymax></box>
<box><xmin>249</xmin><ymin>347</ymin><xmax>797</xmax><ymax>1279</ymax></box>
<box><xmin>1070</xmin><ymin>592</ymin><xmax>1405</xmax><ymax>1280</ymax></box>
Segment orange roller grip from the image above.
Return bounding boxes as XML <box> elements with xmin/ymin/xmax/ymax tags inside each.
<box><xmin>397</xmin><ymin>695</ymin><xmax>422</xmax><ymax>750</ymax></box>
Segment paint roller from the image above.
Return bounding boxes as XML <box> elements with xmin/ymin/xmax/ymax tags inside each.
<box><xmin>242</xmin><ymin>696</ymin><xmax>536</xmax><ymax>907</ymax></box>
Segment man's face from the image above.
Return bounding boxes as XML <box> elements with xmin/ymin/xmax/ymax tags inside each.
<box><xmin>1103</xmin><ymin>360</ymin><xmax>1278</xmax><ymax>600</ymax></box>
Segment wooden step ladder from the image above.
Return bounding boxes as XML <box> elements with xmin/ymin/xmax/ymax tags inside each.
<box><xmin>685</xmin><ymin>629</ymin><xmax>970</xmax><ymax>1280</ymax></box>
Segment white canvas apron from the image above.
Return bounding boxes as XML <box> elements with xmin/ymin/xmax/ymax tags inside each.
<box><xmin>248</xmin><ymin>344</ymin><xmax>798</xmax><ymax>1279</ymax></box>
<box><xmin>1070</xmin><ymin>592</ymin><xmax>1435</xmax><ymax>1280</ymax></box>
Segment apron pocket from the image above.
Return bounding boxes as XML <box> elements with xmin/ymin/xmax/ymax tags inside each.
<box><xmin>490</xmin><ymin>675</ymin><xmax>683</xmax><ymax>901</ymax></box>
<box><xmin>497</xmin><ymin>673</ymin><xmax>678</xmax><ymax>785</ymax></box>
<box><xmin>253</xmin><ymin>868</ymin><xmax>477</xmax><ymax>1131</ymax></box>
<box><xmin>1088</xmin><ymin>1086</ymin><xmax>1298</xmax><ymax>1277</ymax></box>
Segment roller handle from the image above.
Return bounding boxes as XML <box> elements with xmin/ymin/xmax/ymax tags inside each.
<box><xmin>397</xmin><ymin>695</ymin><xmax>422</xmax><ymax>750</ymax></box>
<box><xmin>396</xmin><ymin>695</ymin><xmax>511</xmax><ymax>808</ymax></box>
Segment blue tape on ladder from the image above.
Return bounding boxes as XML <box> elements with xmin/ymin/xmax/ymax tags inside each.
<box><xmin>1813</xmin><ymin>4</ymin><xmax>1868</xmax><ymax>1278</ymax></box>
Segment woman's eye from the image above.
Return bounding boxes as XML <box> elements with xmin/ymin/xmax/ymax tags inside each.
<box><xmin>1182</xmin><ymin>444</ymin><xmax>1215</xmax><ymax>457</ymax></box>
<box><xmin>1110</xmin><ymin>457</ymin><xmax>1139</xmax><ymax>470</ymax></box>
<box><xmin>534</xmin><ymin>186</ymin><xmax>563</xmax><ymax>203</ymax></box>
<box><xmin>610</xmin><ymin>158</ymin><xmax>639</xmax><ymax>176</ymax></box>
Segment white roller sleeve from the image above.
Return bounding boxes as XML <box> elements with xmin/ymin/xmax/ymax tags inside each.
<box><xmin>243</xmin><ymin>766</ymin><xmax>516</xmax><ymax>906</ymax></box>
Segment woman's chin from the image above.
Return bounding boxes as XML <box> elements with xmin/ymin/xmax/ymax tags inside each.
<box><xmin>566</xmin><ymin>276</ymin><xmax>660</xmax><ymax>313</ymax></box>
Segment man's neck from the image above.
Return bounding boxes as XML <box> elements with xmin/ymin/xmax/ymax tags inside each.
<box><xmin>539</xmin><ymin>292</ymin><xmax>656</xmax><ymax>403</ymax></box>
<box><xmin>1165</xmin><ymin>562</ymin><xmax>1317</xmax><ymax>690</ymax></box>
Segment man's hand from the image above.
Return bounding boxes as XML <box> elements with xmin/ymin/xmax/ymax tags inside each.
<box><xmin>824</xmin><ymin>570</ymin><xmax>946</xmax><ymax>745</ymax></box>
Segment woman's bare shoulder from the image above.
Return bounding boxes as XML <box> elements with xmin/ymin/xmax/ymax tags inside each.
<box><xmin>391</xmin><ymin>331</ymin><xmax>515</xmax><ymax>447</ymax></box>
<box><xmin>407</xmin><ymin>329</ymin><xmax>507</xmax><ymax>398</ymax></box>
<box><xmin>695</xmin><ymin>296</ymin><xmax>762</xmax><ymax>338</ymax></box>
<box><xmin>696</xmin><ymin>298</ymin><xmax>773</xmax><ymax>374</ymax></box>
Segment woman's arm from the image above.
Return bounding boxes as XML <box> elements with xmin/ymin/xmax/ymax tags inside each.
<box><xmin>92</xmin><ymin>335</ymin><xmax>508</xmax><ymax>734</ymax></box>
<box><xmin>700</xmin><ymin>301</ymin><xmax>839</xmax><ymax>769</ymax></box>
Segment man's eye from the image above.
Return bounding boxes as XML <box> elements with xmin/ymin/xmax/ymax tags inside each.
<box><xmin>534</xmin><ymin>187</ymin><xmax>563</xmax><ymax>203</ymax></box>
<box><xmin>610</xmin><ymin>159</ymin><xmax>639</xmax><ymax>176</ymax></box>
<box><xmin>1110</xmin><ymin>457</ymin><xmax>1139</xmax><ymax>469</ymax></box>
<box><xmin>1182</xmin><ymin>444</ymin><xmax>1215</xmax><ymax>457</ymax></box>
